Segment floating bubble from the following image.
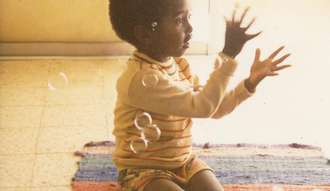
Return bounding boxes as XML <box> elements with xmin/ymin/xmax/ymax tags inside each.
<box><xmin>131</xmin><ymin>112</ymin><xmax>162</xmax><ymax>154</ymax></box>
<box><xmin>134</xmin><ymin>112</ymin><xmax>153</xmax><ymax>130</ymax></box>
<box><xmin>48</xmin><ymin>72</ymin><xmax>69</xmax><ymax>91</ymax></box>
<box><xmin>129</xmin><ymin>136</ymin><xmax>148</xmax><ymax>154</ymax></box>
<box><xmin>142</xmin><ymin>73</ymin><xmax>159</xmax><ymax>88</ymax></box>
<box><xmin>143</xmin><ymin>124</ymin><xmax>161</xmax><ymax>142</ymax></box>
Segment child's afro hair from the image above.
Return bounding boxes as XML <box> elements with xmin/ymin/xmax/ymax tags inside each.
<box><xmin>109</xmin><ymin>0</ymin><xmax>170</xmax><ymax>47</ymax></box>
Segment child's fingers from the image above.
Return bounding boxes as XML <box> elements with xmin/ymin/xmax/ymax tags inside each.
<box><xmin>254</xmin><ymin>48</ymin><xmax>261</xmax><ymax>63</ymax></box>
<box><xmin>272</xmin><ymin>64</ymin><xmax>291</xmax><ymax>72</ymax></box>
<box><xmin>232</xmin><ymin>9</ymin><xmax>237</xmax><ymax>22</ymax></box>
<box><xmin>223</xmin><ymin>16</ymin><xmax>229</xmax><ymax>23</ymax></box>
<box><xmin>268</xmin><ymin>73</ymin><xmax>279</xmax><ymax>76</ymax></box>
<box><xmin>239</xmin><ymin>7</ymin><xmax>250</xmax><ymax>24</ymax></box>
<box><xmin>244</xmin><ymin>17</ymin><xmax>256</xmax><ymax>31</ymax></box>
<box><xmin>246</xmin><ymin>31</ymin><xmax>262</xmax><ymax>40</ymax></box>
<box><xmin>273</xmin><ymin>53</ymin><xmax>290</xmax><ymax>65</ymax></box>
<box><xmin>268</xmin><ymin>46</ymin><xmax>285</xmax><ymax>60</ymax></box>
<box><xmin>224</xmin><ymin>16</ymin><xmax>233</xmax><ymax>28</ymax></box>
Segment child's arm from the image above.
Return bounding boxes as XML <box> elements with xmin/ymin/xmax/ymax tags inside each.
<box><xmin>125</xmin><ymin>56</ymin><xmax>237</xmax><ymax>118</ymax></box>
<box><xmin>211</xmin><ymin>46</ymin><xmax>291</xmax><ymax>119</ymax></box>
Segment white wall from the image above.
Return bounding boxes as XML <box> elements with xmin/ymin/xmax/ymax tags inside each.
<box><xmin>188</xmin><ymin>0</ymin><xmax>330</xmax><ymax>157</ymax></box>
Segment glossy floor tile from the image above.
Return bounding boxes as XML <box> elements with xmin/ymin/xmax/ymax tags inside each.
<box><xmin>0</xmin><ymin>57</ymin><xmax>126</xmax><ymax>190</ymax></box>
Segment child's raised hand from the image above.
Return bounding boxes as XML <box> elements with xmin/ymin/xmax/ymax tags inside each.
<box><xmin>222</xmin><ymin>7</ymin><xmax>261</xmax><ymax>58</ymax></box>
<box><xmin>245</xmin><ymin>46</ymin><xmax>291</xmax><ymax>92</ymax></box>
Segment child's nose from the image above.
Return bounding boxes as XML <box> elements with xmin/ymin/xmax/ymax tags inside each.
<box><xmin>186</xmin><ymin>20</ymin><xmax>193</xmax><ymax>34</ymax></box>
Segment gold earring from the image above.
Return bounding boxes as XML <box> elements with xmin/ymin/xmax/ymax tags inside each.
<box><xmin>151</xmin><ymin>22</ymin><xmax>158</xmax><ymax>32</ymax></box>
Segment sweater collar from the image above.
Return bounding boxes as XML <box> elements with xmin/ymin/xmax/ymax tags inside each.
<box><xmin>133</xmin><ymin>51</ymin><xmax>174</xmax><ymax>69</ymax></box>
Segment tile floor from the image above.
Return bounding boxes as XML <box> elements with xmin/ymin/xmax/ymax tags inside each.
<box><xmin>0</xmin><ymin>57</ymin><xmax>127</xmax><ymax>191</ymax></box>
<box><xmin>1</xmin><ymin>55</ymin><xmax>329</xmax><ymax>191</ymax></box>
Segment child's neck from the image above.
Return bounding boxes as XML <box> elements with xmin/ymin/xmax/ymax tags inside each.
<box><xmin>138</xmin><ymin>49</ymin><xmax>171</xmax><ymax>63</ymax></box>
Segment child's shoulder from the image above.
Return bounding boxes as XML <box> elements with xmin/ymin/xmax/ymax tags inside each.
<box><xmin>116</xmin><ymin>58</ymin><xmax>165</xmax><ymax>90</ymax></box>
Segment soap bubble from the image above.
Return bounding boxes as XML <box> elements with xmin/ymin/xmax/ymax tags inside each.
<box><xmin>142</xmin><ymin>73</ymin><xmax>159</xmax><ymax>88</ymax></box>
<box><xmin>134</xmin><ymin>112</ymin><xmax>153</xmax><ymax>130</ymax></box>
<box><xmin>130</xmin><ymin>112</ymin><xmax>162</xmax><ymax>154</ymax></box>
<box><xmin>143</xmin><ymin>124</ymin><xmax>161</xmax><ymax>142</ymax></box>
<box><xmin>129</xmin><ymin>136</ymin><xmax>148</xmax><ymax>154</ymax></box>
<box><xmin>48</xmin><ymin>72</ymin><xmax>69</xmax><ymax>91</ymax></box>
<box><xmin>134</xmin><ymin>112</ymin><xmax>161</xmax><ymax>141</ymax></box>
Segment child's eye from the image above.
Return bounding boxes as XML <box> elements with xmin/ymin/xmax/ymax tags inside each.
<box><xmin>175</xmin><ymin>16</ymin><xmax>184</xmax><ymax>24</ymax></box>
<box><xmin>187</xmin><ymin>13</ymin><xmax>192</xmax><ymax>21</ymax></box>
<box><xmin>175</xmin><ymin>14</ymin><xmax>192</xmax><ymax>25</ymax></box>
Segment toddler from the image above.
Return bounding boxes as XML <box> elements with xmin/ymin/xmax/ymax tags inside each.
<box><xmin>109</xmin><ymin>0</ymin><xmax>290</xmax><ymax>190</ymax></box>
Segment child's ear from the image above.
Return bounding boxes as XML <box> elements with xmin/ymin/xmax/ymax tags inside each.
<box><xmin>134</xmin><ymin>25</ymin><xmax>152</xmax><ymax>47</ymax></box>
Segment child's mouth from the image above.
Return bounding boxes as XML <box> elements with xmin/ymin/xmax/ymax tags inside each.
<box><xmin>183</xmin><ymin>34</ymin><xmax>192</xmax><ymax>49</ymax></box>
<box><xmin>183</xmin><ymin>41</ymin><xmax>190</xmax><ymax>49</ymax></box>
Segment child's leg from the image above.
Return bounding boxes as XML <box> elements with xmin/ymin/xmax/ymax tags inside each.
<box><xmin>144</xmin><ymin>179</ymin><xmax>184</xmax><ymax>191</ymax></box>
<box><xmin>186</xmin><ymin>169</ymin><xmax>224</xmax><ymax>191</ymax></box>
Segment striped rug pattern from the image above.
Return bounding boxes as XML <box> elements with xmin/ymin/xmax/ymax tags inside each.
<box><xmin>72</xmin><ymin>141</ymin><xmax>330</xmax><ymax>191</ymax></box>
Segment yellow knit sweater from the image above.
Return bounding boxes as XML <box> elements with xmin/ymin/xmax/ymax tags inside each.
<box><xmin>112</xmin><ymin>51</ymin><xmax>253</xmax><ymax>171</ymax></box>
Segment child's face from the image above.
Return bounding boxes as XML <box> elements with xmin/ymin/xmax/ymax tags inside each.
<box><xmin>149</xmin><ymin>0</ymin><xmax>193</xmax><ymax>60</ymax></box>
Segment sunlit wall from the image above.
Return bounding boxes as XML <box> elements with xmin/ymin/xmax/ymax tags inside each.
<box><xmin>0</xmin><ymin>0</ymin><xmax>119</xmax><ymax>42</ymax></box>
<box><xmin>190</xmin><ymin>0</ymin><xmax>330</xmax><ymax>157</ymax></box>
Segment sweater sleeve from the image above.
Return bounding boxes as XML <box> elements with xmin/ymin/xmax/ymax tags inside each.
<box><xmin>210</xmin><ymin>80</ymin><xmax>254</xmax><ymax>119</ymax></box>
<box><xmin>126</xmin><ymin>56</ymin><xmax>237</xmax><ymax>118</ymax></box>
